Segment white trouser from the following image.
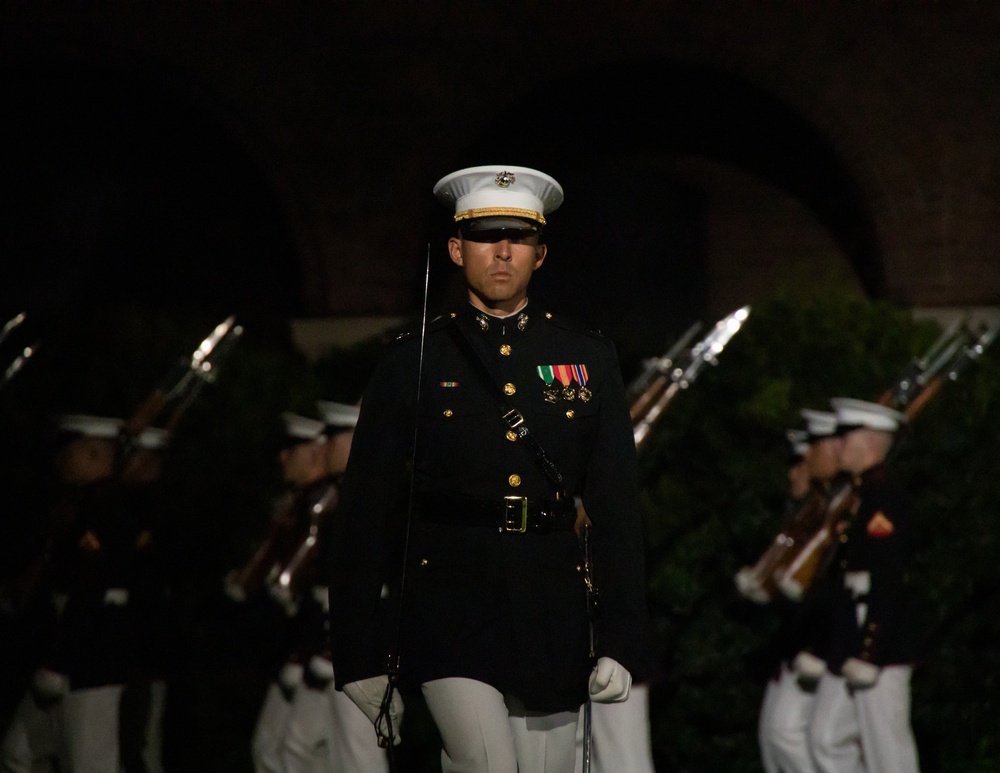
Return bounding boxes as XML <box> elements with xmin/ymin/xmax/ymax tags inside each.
<box><xmin>141</xmin><ymin>679</ymin><xmax>168</xmax><ymax>773</ymax></box>
<box><xmin>422</xmin><ymin>677</ymin><xmax>579</xmax><ymax>773</ymax></box>
<box><xmin>759</xmin><ymin>664</ymin><xmax>817</xmax><ymax>773</ymax></box>
<box><xmin>809</xmin><ymin>667</ymin><xmax>919</xmax><ymax>773</ymax></box>
<box><xmin>0</xmin><ymin>691</ymin><xmax>62</xmax><ymax>773</ymax></box>
<box><xmin>252</xmin><ymin>682</ymin><xmax>294</xmax><ymax>773</ymax></box>
<box><xmin>574</xmin><ymin>682</ymin><xmax>656</xmax><ymax>773</ymax></box>
<box><xmin>62</xmin><ymin>684</ymin><xmax>124</xmax><ymax>773</ymax></box>
<box><xmin>282</xmin><ymin>680</ymin><xmax>388</xmax><ymax>773</ymax></box>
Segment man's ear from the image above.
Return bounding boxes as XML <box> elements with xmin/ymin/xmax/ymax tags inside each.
<box><xmin>447</xmin><ymin>236</ymin><xmax>464</xmax><ymax>267</ymax></box>
<box><xmin>533</xmin><ymin>244</ymin><xmax>547</xmax><ymax>269</ymax></box>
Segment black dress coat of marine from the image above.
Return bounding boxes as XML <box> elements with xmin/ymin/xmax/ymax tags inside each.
<box><xmin>820</xmin><ymin>463</ymin><xmax>920</xmax><ymax>673</ymax></box>
<box><xmin>329</xmin><ymin>301</ymin><xmax>654</xmax><ymax>712</ymax></box>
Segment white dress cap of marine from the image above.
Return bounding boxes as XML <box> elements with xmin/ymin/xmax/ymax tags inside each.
<box><xmin>786</xmin><ymin>428</ymin><xmax>810</xmax><ymax>457</ymax></box>
<box><xmin>830</xmin><ymin>397</ymin><xmax>906</xmax><ymax>432</ymax></box>
<box><xmin>316</xmin><ymin>400</ymin><xmax>360</xmax><ymax>429</ymax></box>
<box><xmin>800</xmin><ymin>408</ymin><xmax>838</xmax><ymax>439</ymax></box>
<box><xmin>282</xmin><ymin>412</ymin><xmax>327</xmax><ymax>442</ymax></box>
<box><xmin>137</xmin><ymin>427</ymin><xmax>170</xmax><ymax>449</ymax></box>
<box><xmin>57</xmin><ymin>414</ymin><xmax>124</xmax><ymax>438</ymax></box>
<box><xmin>433</xmin><ymin>165</ymin><xmax>564</xmax><ymax>226</ymax></box>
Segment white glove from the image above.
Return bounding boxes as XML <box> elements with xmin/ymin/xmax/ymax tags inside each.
<box><xmin>841</xmin><ymin>657</ymin><xmax>880</xmax><ymax>689</ymax></box>
<box><xmin>31</xmin><ymin>668</ymin><xmax>68</xmax><ymax>702</ymax></box>
<box><xmin>278</xmin><ymin>662</ymin><xmax>304</xmax><ymax>691</ymax></box>
<box><xmin>588</xmin><ymin>657</ymin><xmax>632</xmax><ymax>703</ymax></box>
<box><xmin>734</xmin><ymin>567</ymin><xmax>770</xmax><ymax>604</ymax></box>
<box><xmin>308</xmin><ymin>654</ymin><xmax>335</xmax><ymax>682</ymax></box>
<box><xmin>343</xmin><ymin>675</ymin><xmax>404</xmax><ymax>746</ymax></box>
<box><xmin>792</xmin><ymin>650</ymin><xmax>827</xmax><ymax>682</ymax></box>
<box><xmin>222</xmin><ymin>572</ymin><xmax>247</xmax><ymax>603</ymax></box>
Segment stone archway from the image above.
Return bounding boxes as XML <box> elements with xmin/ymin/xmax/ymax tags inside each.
<box><xmin>437</xmin><ymin>59</ymin><xmax>880</xmax><ymax>358</ymax></box>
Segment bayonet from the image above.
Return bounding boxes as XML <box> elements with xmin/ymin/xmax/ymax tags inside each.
<box><xmin>2</xmin><ymin>344</ymin><xmax>37</xmax><ymax>387</ymax></box>
<box><xmin>165</xmin><ymin>315</ymin><xmax>239</xmax><ymax>400</ymax></box>
<box><xmin>626</xmin><ymin>321</ymin><xmax>704</xmax><ymax>406</ymax></box>
<box><xmin>1</xmin><ymin>312</ymin><xmax>26</xmax><ymax>345</ymax></box>
<box><xmin>632</xmin><ymin>305</ymin><xmax>750</xmax><ymax>450</ymax></box>
<box><xmin>123</xmin><ymin>315</ymin><xmax>242</xmax><ymax>439</ymax></box>
<box><xmin>885</xmin><ymin>314</ymin><xmax>969</xmax><ymax>406</ymax></box>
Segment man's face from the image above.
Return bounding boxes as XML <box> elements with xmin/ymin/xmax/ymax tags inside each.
<box><xmin>787</xmin><ymin>458</ymin><xmax>811</xmax><ymax>499</ymax></box>
<box><xmin>57</xmin><ymin>437</ymin><xmax>116</xmax><ymax>484</ymax></box>
<box><xmin>448</xmin><ymin>232</ymin><xmax>546</xmax><ymax>315</ymax></box>
<box><xmin>279</xmin><ymin>440</ymin><xmax>323</xmax><ymax>486</ymax></box>
<box><xmin>832</xmin><ymin>431</ymin><xmax>863</xmax><ymax>474</ymax></box>
<box><xmin>326</xmin><ymin>430</ymin><xmax>354</xmax><ymax>476</ymax></box>
<box><xmin>806</xmin><ymin>436</ymin><xmax>840</xmax><ymax>482</ymax></box>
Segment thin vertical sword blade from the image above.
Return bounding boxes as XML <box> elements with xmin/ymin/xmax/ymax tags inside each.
<box><xmin>379</xmin><ymin>246</ymin><xmax>432</xmax><ymax>762</ymax></box>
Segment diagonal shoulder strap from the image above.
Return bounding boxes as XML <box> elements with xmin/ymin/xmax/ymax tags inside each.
<box><xmin>445</xmin><ymin>322</ymin><xmax>567</xmax><ymax>497</ymax></box>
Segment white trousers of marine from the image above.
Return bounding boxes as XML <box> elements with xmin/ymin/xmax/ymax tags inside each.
<box><xmin>281</xmin><ymin>676</ymin><xmax>388</xmax><ymax>773</ymax></box>
<box><xmin>62</xmin><ymin>684</ymin><xmax>124</xmax><ymax>773</ymax></box>
<box><xmin>574</xmin><ymin>681</ymin><xmax>656</xmax><ymax>773</ymax></box>
<box><xmin>759</xmin><ymin>663</ymin><xmax>817</xmax><ymax>773</ymax></box>
<box><xmin>252</xmin><ymin>681</ymin><xmax>295</xmax><ymax>773</ymax></box>
<box><xmin>422</xmin><ymin>677</ymin><xmax>579</xmax><ymax>773</ymax></box>
<box><xmin>0</xmin><ymin>690</ymin><xmax>62</xmax><ymax>773</ymax></box>
<box><xmin>809</xmin><ymin>667</ymin><xmax>919</xmax><ymax>773</ymax></box>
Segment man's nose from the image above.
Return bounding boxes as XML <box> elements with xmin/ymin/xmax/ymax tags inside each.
<box><xmin>494</xmin><ymin>239</ymin><xmax>512</xmax><ymax>260</ymax></box>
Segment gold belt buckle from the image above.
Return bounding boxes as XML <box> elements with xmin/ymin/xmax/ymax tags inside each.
<box><xmin>503</xmin><ymin>496</ymin><xmax>528</xmax><ymax>533</ymax></box>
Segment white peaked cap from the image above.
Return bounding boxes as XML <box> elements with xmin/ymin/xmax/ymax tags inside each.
<box><xmin>57</xmin><ymin>414</ymin><xmax>124</xmax><ymax>439</ymax></box>
<box><xmin>137</xmin><ymin>427</ymin><xmax>170</xmax><ymax>449</ymax></box>
<box><xmin>800</xmin><ymin>408</ymin><xmax>838</xmax><ymax>438</ymax></box>
<box><xmin>433</xmin><ymin>165</ymin><xmax>564</xmax><ymax>226</ymax></box>
<box><xmin>281</xmin><ymin>412</ymin><xmax>326</xmax><ymax>442</ymax></box>
<box><xmin>830</xmin><ymin>397</ymin><xmax>906</xmax><ymax>432</ymax></box>
<box><xmin>786</xmin><ymin>428</ymin><xmax>810</xmax><ymax>457</ymax></box>
<box><xmin>316</xmin><ymin>400</ymin><xmax>360</xmax><ymax>429</ymax></box>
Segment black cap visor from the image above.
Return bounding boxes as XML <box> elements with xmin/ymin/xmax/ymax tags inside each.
<box><xmin>459</xmin><ymin>216</ymin><xmax>541</xmax><ymax>243</ymax></box>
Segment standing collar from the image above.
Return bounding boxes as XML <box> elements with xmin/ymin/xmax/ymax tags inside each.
<box><xmin>458</xmin><ymin>301</ymin><xmax>534</xmax><ymax>335</ymax></box>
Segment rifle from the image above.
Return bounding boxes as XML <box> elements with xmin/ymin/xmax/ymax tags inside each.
<box><xmin>626</xmin><ymin>321</ymin><xmax>703</xmax><ymax>418</ymax></box>
<box><xmin>0</xmin><ymin>311</ymin><xmax>39</xmax><ymax>389</ymax></box>
<box><xmin>118</xmin><ymin>315</ymin><xmax>242</xmax><ymax>480</ymax></box>
<box><xmin>733</xmin><ymin>480</ymin><xmax>832</xmax><ymax>604</ymax></box>
<box><xmin>631</xmin><ymin>306</ymin><xmax>750</xmax><ymax>451</ymax></box>
<box><xmin>271</xmin><ymin>484</ymin><xmax>340</xmax><ymax>603</ymax></box>
<box><xmin>774</xmin><ymin>314</ymin><xmax>998</xmax><ymax>602</ymax></box>
<box><xmin>224</xmin><ymin>491</ymin><xmax>299</xmax><ymax>602</ymax></box>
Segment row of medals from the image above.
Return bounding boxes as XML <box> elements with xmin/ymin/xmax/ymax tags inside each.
<box><xmin>543</xmin><ymin>384</ymin><xmax>592</xmax><ymax>404</ymax></box>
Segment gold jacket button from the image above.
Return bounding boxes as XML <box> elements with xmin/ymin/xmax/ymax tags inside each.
<box><xmin>500</xmin><ymin>344</ymin><xmax>512</xmax><ymax>356</ymax></box>
<box><xmin>506</xmin><ymin>430</ymin><xmax>518</xmax><ymax>442</ymax></box>
<box><xmin>565</xmin><ymin>409</ymin><xmax>575</xmax><ymax>419</ymax></box>
<box><xmin>503</xmin><ymin>383</ymin><xmax>516</xmax><ymax>395</ymax></box>
<box><xmin>443</xmin><ymin>409</ymin><xmax>453</xmax><ymax>418</ymax></box>
<box><xmin>508</xmin><ymin>474</ymin><xmax>521</xmax><ymax>487</ymax></box>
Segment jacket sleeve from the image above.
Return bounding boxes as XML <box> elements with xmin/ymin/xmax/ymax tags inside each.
<box><xmin>581</xmin><ymin>343</ymin><xmax>656</xmax><ymax>682</ymax></box>
<box><xmin>328</xmin><ymin>345</ymin><xmax>415</xmax><ymax>688</ymax></box>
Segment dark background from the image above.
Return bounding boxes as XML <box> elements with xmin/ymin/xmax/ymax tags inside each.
<box><xmin>1</xmin><ymin>3</ymin><xmax>999</xmax><ymax>771</ymax></box>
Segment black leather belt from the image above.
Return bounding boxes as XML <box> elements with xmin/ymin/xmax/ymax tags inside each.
<box><xmin>417</xmin><ymin>492</ymin><xmax>577</xmax><ymax>534</ymax></box>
